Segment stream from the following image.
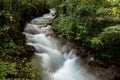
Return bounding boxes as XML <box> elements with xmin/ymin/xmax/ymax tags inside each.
<box><xmin>24</xmin><ymin>9</ymin><xmax>101</xmax><ymax>80</ymax></box>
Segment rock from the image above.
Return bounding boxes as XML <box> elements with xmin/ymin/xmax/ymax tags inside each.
<box><xmin>80</xmin><ymin>53</ymin><xmax>88</xmax><ymax>58</ymax></box>
<box><xmin>25</xmin><ymin>45</ymin><xmax>35</xmax><ymax>57</ymax></box>
<box><xmin>88</xmin><ymin>57</ymin><xmax>97</xmax><ymax>66</ymax></box>
<box><xmin>25</xmin><ymin>45</ymin><xmax>35</xmax><ymax>52</ymax></box>
<box><xmin>96</xmin><ymin>60</ymin><xmax>110</xmax><ymax>68</ymax></box>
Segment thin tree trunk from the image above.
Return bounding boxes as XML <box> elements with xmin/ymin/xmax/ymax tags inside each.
<box><xmin>0</xmin><ymin>0</ymin><xmax>4</xmax><ymax>26</ymax></box>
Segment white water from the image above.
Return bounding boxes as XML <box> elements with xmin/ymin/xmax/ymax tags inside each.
<box><xmin>24</xmin><ymin>9</ymin><xmax>100</xmax><ymax>80</ymax></box>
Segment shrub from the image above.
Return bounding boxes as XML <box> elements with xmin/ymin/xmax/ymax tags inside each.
<box><xmin>52</xmin><ymin>0</ymin><xmax>116</xmax><ymax>44</ymax></box>
<box><xmin>53</xmin><ymin>14</ymin><xmax>88</xmax><ymax>41</ymax></box>
<box><xmin>0</xmin><ymin>0</ymin><xmax>48</xmax><ymax>79</ymax></box>
<box><xmin>91</xmin><ymin>25</ymin><xmax>120</xmax><ymax>64</ymax></box>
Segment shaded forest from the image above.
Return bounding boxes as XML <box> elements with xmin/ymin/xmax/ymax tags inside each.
<box><xmin>0</xmin><ymin>0</ymin><xmax>49</xmax><ymax>79</ymax></box>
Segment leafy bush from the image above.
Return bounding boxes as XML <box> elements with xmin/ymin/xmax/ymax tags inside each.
<box><xmin>53</xmin><ymin>14</ymin><xmax>74</xmax><ymax>39</ymax></box>
<box><xmin>0</xmin><ymin>0</ymin><xmax>49</xmax><ymax>79</ymax></box>
<box><xmin>0</xmin><ymin>25</ymin><xmax>42</xmax><ymax>79</ymax></box>
<box><xmin>91</xmin><ymin>25</ymin><xmax>120</xmax><ymax>64</ymax></box>
<box><xmin>0</xmin><ymin>61</ymin><xmax>17</xmax><ymax>79</ymax></box>
<box><xmin>53</xmin><ymin>14</ymin><xmax>88</xmax><ymax>41</ymax></box>
<box><xmin>52</xmin><ymin>0</ymin><xmax>120</xmax><ymax>65</ymax></box>
<box><xmin>46</xmin><ymin>0</ymin><xmax>64</xmax><ymax>8</ymax></box>
<box><xmin>0</xmin><ymin>58</ymin><xmax>43</xmax><ymax>80</ymax></box>
<box><xmin>53</xmin><ymin>0</ymin><xmax>115</xmax><ymax>43</ymax></box>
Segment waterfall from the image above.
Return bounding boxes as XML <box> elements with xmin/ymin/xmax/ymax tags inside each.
<box><xmin>24</xmin><ymin>8</ymin><xmax>100</xmax><ymax>80</ymax></box>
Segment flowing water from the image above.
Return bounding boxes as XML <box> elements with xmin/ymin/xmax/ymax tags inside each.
<box><xmin>24</xmin><ymin>9</ymin><xmax>101</xmax><ymax>80</ymax></box>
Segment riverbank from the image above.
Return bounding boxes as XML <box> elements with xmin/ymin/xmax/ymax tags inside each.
<box><xmin>52</xmin><ymin>1</ymin><xmax>120</xmax><ymax>79</ymax></box>
<box><xmin>52</xmin><ymin>23</ymin><xmax>120</xmax><ymax>80</ymax></box>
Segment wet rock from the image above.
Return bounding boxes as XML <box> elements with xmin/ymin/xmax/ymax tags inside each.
<box><xmin>96</xmin><ymin>60</ymin><xmax>110</xmax><ymax>69</ymax></box>
<box><xmin>80</xmin><ymin>53</ymin><xmax>88</xmax><ymax>58</ymax></box>
<box><xmin>88</xmin><ymin>57</ymin><xmax>97</xmax><ymax>66</ymax></box>
<box><xmin>25</xmin><ymin>45</ymin><xmax>35</xmax><ymax>52</ymax></box>
<box><xmin>25</xmin><ymin>45</ymin><xmax>35</xmax><ymax>57</ymax></box>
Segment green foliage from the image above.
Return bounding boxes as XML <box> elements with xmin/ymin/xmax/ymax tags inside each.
<box><xmin>0</xmin><ymin>40</ymin><xmax>25</xmax><ymax>59</ymax></box>
<box><xmin>0</xmin><ymin>58</ymin><xmax>43</xmax><ymax>80</ymax></box>
<box><xmin>19</xmin><ymin>0</ymin><xmax>49</xmax><ymax>25</ymax></box>
<box><xmin>0</xmin><ymin>0</ymin><xmax>49</xmax><ymax>79</ymax></box>
<box><xmin>53</xmin><ymin>0</ymin><xmax>120</xmax><ymax>64</ymax></box>
<box><xmin>0</xmin><ymin>0</ymin><xmax>49</xmax><ymax>31</ymax></box>
<box><xmin>46</xmin><ymin>0</ymin><xmax>64</xmax><ymax>8</ymax></box>
<box><xmin>53</xmin><ymin>14</ymin><xmax>75</xmax><ymax>39</ymax></box>
<box><xmin>18</xmin><ymin>58</ymin><xmax>43</xmax><ymax>80</ymax></box>
<box><xmin>53</xmin><ymin>0</ymin><xmax>120</xmax><ymax>40</ymax></box>
<box><xmin>53</xmin><ymin>0</ymin><xmax>112</xmax><ymax>43</ymax></box>
<box><xmin>107</xmin><ymin>0</ymin><xmax>120</xmax><ymax>17</ymax></box>
<box><xmin>53</xmin><ymin>14</ymin><xmax>88</xmax><ymax>41</ymax></box>
<box><xmin>0</xmin><ymin>61</ymin><xmax>16</xmax><ymax>79</ymax></box>
<box><xmin>91</xmin><ymin>25</ymin><xmax>120</xmax><ymax>64</ymax></box>
<box><xmin>96</xmin><ymin>7</ymin><xmax>111</xmax><ymax>17</ymax></box>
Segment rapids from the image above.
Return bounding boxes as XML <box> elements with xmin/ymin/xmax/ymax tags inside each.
<box><xmin>24</xmin><ymin>9</ymin><xmax>101</xmax><ymax>80</ymax></box>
